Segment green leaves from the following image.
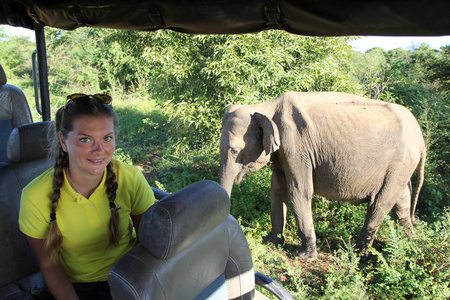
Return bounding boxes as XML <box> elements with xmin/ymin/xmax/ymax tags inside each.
<box><xmin>0</xmin><ymin>34</ymin><xmax>35</xmax><ymax>97</ymax></box>
<box><xmin>135</xmin><ymin>31</ymin><xmax>356</xmax><ymax>150</ymax></box>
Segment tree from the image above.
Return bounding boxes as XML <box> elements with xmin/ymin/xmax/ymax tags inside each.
<box><xmin>45</xmin><ymin>28</ymin><xmax>101</xmax><ymax>100</ymax></box>
<box><xmin>349</xmin><ymin>47</ymin><xmax>398</xmax><ymax>100</ymax></box>
<box><xmin>135</xmin><ymin>31</ymin><xmax>357</xmax><ymax>149</ymax></box>
<box><xmin>0</xmin><ymin>34</ymin><xmax>36</xmax><ymax>103</ymax></box>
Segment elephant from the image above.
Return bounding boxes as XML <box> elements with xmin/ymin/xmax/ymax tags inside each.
<box><xmin>219</xmin><ymin>91</ymin><xmax>426</xmax><ymax>261</ymax></box>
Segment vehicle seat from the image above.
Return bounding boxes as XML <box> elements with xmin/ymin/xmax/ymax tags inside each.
<box><xmin>0</xmin><ymin>121</ymin><xmax>54</xmax><ymax>299</ymax></box>
<box><xmin>108</xmin><ymin>180</ymin><xmax>256</xmax><ymax>300</ymax></box>
<box><xmin>0</xmin><ymin>63</ymin><xmax>33</xmax><ymax>162</ymax></box>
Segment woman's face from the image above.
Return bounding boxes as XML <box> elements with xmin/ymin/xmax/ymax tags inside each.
<box><xmin>59</xmin><ymin>114</ymin><xmax>116</xmax><ymax>179</ymax></box>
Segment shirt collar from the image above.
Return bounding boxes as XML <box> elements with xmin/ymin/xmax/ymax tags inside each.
<box><xmin>62</xmin><ymin>168</ymin><xmax>107</xmax><ymax>202</ymax></box>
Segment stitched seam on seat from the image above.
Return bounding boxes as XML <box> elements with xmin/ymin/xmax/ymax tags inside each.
<box><xmin>109</xmin><ymin>270</ymin><xmax>142</xmax><ymax>300</ymax></box>
<box><xmin>10</xmin><ymin>167</ymin><xmax>22</xmax><ymax>189</ymax></box>
<box><xmin>125</xmin><ymin>252</ymin><xmax>167</xmax><ymax>299</ymax></box>
<box><xmin>227</xmin><ymin>256</ymin><xmax>243</xmax><ymax>298</ymax></box>
<box><xmin>2</xmin><ymin>287</ymin><xmax>22</xmax><ymax>298</ymax></box>
<box><xmin>157</xmin><ymin>206</ymin><xmax>173</xmax><ymax>260</ymax></box>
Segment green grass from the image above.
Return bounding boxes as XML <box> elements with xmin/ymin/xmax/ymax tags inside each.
<box><xmin>113</xmin><ymin>95</ymin><xmax>169</xmax><ymax>165</ymax></box>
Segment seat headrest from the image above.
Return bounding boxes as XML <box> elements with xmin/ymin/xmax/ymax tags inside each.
<box><xmin>139</xmin><ymin>180</ymin><xmax>230</xmax><ymax>260</ymax></box>
<box><xmin>7</xmin><ymin>121</ymin><xmax>55</xmax><ymax>163</ymax></box>
<box><xmin>0</xmin><ymin>64</ymin><xmax>6</xmax><ymax>86</ymax></box>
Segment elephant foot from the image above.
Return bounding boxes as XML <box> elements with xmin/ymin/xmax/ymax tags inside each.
<box><xmin>293</xmin><ymin>246</ymin><xmax>318</xmax><ymax>262</ymax></box>
<box><xmin>355</xmin><ymin>237</ymin><xmax>373</xmax><ymax>256</ymax></box>
<box><xmin>263</xmin><ymin>232</ymin><xmax>285</xmax><ymax>246</ymax></box>
<box><xmin>354</xmin><ymin>240</ymin><xmax>374</xmax><ymax>259</ymax></box>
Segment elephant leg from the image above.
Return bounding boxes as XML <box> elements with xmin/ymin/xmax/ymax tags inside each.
<box><xmin>392</xmin><ymin>182</ymin><xmax>414</xmax><ymax>237</ymax></box>
<box><xmin>355</xmin><ymin>180</ymin><xmax>404</xmax><ymax>252</ymax></box>
<box><xmin>291</xmin><ymin>189</ymin><xmax>317</xmax><ymax>261</ymax></box>
<box><xmin>264</xmin><ymin>165</ymin><xmax>288</xmax><ymax>245</ymax></box>
<box><xmin>287</xmin><ymin>167</ymin><xmax>317</xmax><ymax>261</ymax></box>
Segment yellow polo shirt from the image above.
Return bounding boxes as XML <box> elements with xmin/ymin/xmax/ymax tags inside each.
<box><xmin>19</xmin><ymin>159</ymin><xmax>156</xmax><ymax>282</ymax></box>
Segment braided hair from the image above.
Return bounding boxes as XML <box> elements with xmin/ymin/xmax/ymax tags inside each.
<box><xmin>44</xmin><ymin>97</ymin><xmax>119</xmax><ymax>262</ymax></box>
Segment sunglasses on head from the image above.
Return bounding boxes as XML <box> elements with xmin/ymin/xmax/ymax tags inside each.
<box><xmin>66</xmin><ymin>93</ymin><xmax>112</xmax><ymax>105</ymax></box>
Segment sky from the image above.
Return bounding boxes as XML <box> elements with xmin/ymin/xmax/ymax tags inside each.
<box><xmin>349</xmin><ymin>35</ymin><xmax>450</xmax><ymax>52</ymax></box>
<box><xmin>1</xmin><ymin>25</ymin><xmax>35</xmax><ymax>40</ymax></box>
<box><xmin>2</xmin><ymin>24</ymin><xmax>450</xmax><ymax>53</ymax></box>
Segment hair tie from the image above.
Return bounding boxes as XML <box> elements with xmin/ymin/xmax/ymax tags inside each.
<box><xmin>109</xmin><ymin>202</ymin><xmax>122</xmax><ymax>211</ymax></box>
<box><xmin>50</xmin><ymin>212</ymin><xmax>56</xmax><ymax>222</ymax></box>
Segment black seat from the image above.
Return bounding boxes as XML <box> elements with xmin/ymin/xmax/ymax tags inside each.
<box><xmin>0</xmin><ymin>121</ymin><xmax>53</xmax><ymax>299</ymax></box>
<box><xmin>0</xmin><ymin>63</ymin><xmax>33</xmax><ymax>162</ymax></box>
<box><xmin>109</xmin><ymin>180</ymin><xmax>294</xmax><ymax>300</ymax></box>
<box><xmin>109</xmin><ymin>180</ymin><xmax>256</xmax><ymax>299</ymax></box>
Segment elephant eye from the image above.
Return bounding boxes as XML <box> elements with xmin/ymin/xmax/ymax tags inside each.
<box><xmin>230</xmin><ymin>148</ymin><xmax>238</xmax><ymax>155</ymax></box>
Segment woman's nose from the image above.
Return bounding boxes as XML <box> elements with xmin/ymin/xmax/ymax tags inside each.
<box><xmin>92</xmin><ymin>140</ymin><xmax>104</xmax><ymax>152</ymax></box>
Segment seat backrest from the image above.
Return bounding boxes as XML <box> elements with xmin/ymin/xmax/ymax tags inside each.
<box><xmin>0</xmin><ymin>121</ymin><xmax>54</xmax><ymax>287</ymax></box>
<box><xmin>0</xmin><ymin>63</ymin><xmax>33</xmax><ymax>162</ymax></box>
<box><xmin>108</xmin><ymin>180</ymin><xmax>256</xmax><ymax>300</ymax></box>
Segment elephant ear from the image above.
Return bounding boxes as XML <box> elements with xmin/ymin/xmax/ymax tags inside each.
<box><xmin>253</xmin><ymin>112</ymin><xmax>280</xmax><ymax>155</ymax></box>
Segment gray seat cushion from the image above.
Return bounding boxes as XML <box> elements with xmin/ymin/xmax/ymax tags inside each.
<box><xmin>109</xmin><ymin>180</ymin><xmax>233</xmax><ymax>299</ymax></box>
<box><xmin>0</xmin><ymin>64</ymin><xmax>33</xmax><ymax>163</ymax></box>
<box><xmin>0</xmin><ymin>122</ymin><xmax>53</xmax><ymax>297</ymax></box>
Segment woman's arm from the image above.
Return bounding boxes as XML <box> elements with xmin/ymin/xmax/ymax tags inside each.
<box><xmin>26</xmin><ymin>236</ymin><xmax>79</xmax><ymax>300</ymax></box>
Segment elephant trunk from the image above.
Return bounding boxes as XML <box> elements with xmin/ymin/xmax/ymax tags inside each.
<box><xmin>219</xmin><ymin>164</ymin><xmax>236</xmax><ymax>198</ymax></box>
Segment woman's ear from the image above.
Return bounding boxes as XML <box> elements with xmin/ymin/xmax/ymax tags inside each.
<box><xmin>58</xmin><ymin>132</ymin><xmax>67</xmax><ymax>152</ymax></box>
<box><xmin>253</xmin><ymin>112</ymin><xmax>280</xmax><ymax>155</ymax></box>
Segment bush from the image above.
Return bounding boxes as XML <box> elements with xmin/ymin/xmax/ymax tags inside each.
<box><xmin>365</xmin><ymin>213</ymin><xmax>450</xmax><ymax>299</ymax></box>
<box><xmin>324</xmin><ymin>240</ymin><xmax>368</xmax><ymax>300</ymax></box>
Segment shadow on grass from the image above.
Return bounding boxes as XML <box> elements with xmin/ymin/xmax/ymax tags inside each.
<box><xmin>114</xmin><ymin>106</ymin><xmax>170</xmax><ymax>165</ymax></box>
<box><xmin>114</xmin><ymin>105</ymin><xmax>221</xmax><ymax>194</ymax></box>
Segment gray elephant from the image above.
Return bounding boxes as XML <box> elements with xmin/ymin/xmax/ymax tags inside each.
<box><xmin>219</xmin><ymin>91</ymin><xmax>426</xmax><ymax>261</ymax></box>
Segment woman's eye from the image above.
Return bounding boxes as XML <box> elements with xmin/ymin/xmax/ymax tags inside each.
<box><xmin>80</xmin><ymin>137</ymin><xmax>90</xmax><ymax>143</ymax></box>
<box><xmin>104</xmin><ymin>136</ymin><xmax>113</xmax><ymax>142</ymax></box>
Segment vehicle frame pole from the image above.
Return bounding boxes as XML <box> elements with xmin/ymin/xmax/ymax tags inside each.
<box><xmin>34</xmin><ymin>24</ymin><xmax>51</xmax><ymax>121</ymax></box>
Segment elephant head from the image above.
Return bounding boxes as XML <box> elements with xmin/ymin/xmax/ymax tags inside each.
<box><xmin>219</xmin><ymin>106</ymin><xmax>280</xmax><ymax>197</ymax></box>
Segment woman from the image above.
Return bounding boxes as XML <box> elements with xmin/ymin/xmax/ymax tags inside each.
<box><xmin>19</xmin><ymin>94</ymin><xmax>156</xmax><ymax>300</ymax></box>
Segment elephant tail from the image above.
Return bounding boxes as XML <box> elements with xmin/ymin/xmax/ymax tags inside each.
<box><xmin>411</xmin><ymin>148</ymin><xmax>426</xmax><ymax>224</ymax></box>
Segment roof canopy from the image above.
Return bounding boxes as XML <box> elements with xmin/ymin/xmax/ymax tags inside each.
<box><xmin>1</xmin><ymin>0</ymin><xmax>449</xmax><ymax>36</ymax></box>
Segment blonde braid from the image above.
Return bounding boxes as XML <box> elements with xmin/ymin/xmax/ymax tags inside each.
<box><xmin>106</xmin><ymin>161</ymin><xmax>120</xmax><ymax>246</ymax></box>
<box><xmin>44</xmin><ymin>148</ymin><xmax>66</xmax><ymax>263</ymax></box>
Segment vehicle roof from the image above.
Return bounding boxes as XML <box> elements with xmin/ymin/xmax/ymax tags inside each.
<box><xmin>1</xmin><ymin>0</ymin><xmax>449</xmax><ymax>36</ymax></box>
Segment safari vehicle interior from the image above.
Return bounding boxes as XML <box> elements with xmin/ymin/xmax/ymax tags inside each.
<box><xmin>1</xmin><ymin>1</ymin><xmax>449</xmax><ymax>299</ymax></box>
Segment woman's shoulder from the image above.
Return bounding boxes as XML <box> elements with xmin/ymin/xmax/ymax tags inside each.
<box><xmin>111</xmin><ymin>160</ymin><xmax>151</xmax><ymax>199</ymax></box>
<box><xmin>112</xmin><ymin>159</ymin><xmax>144</xmax><ymax>181</ymax></box>
<box><xmin>22</xmin><ymin>167</ymin><xmax>55</xmax><ymax>194</ymax></box>
<box><xmin>112</xmin><ymin>159</ymin><xmax>139</xmax><ymax>173</ymax></box>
